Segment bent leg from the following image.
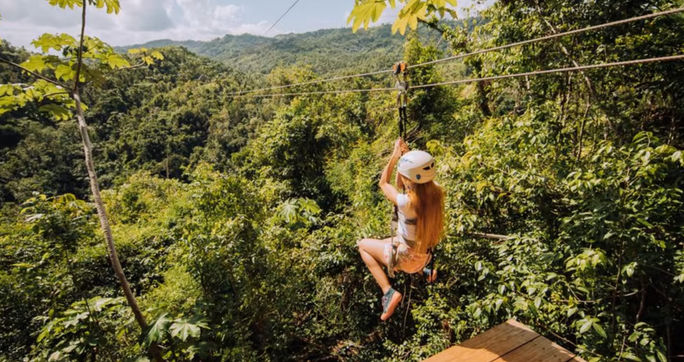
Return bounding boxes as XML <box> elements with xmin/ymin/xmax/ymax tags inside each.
<box><xmin>357</xmin><ymin>237</ymin><xmax>394</xmax><ymax>294</ymax></box>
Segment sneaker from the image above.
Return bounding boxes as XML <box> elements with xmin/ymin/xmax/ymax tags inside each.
<box><xmin>380</xmin><ymin>288</ymin><xmax>402</xmax><ymax>321</ymax></box>
<box><xmin>423</xmin><ymin>267</ymin><xmax>437</xmax><ymax>283</ymax></box>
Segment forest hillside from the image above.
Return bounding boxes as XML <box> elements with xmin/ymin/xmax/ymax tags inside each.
<box><xmin>1</xmin><ymin>0</ymin><xmax>683</xmax><ymax>361</ymax></box>
<box><xmin>115</xmin><ymin>22</ymin><xmax>465</xmax><ymax>76</ymax></box>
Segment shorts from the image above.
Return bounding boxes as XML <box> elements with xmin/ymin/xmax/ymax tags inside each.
<box><xmin>384</xmin><ymin>240</ymin><xmax>431</xmax><ymax>275</ymax></box>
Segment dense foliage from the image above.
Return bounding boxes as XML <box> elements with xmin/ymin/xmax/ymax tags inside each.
<box><xmin>1</xmin><ymin>0</ymin><xmax>683</xmax><ymax>360</ymax></box>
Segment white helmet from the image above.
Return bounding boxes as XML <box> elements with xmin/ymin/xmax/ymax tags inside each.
<box><xmin>398</xmin><ymin>150</ymin><xmax>436</xmax><ymax>184</ymax></box>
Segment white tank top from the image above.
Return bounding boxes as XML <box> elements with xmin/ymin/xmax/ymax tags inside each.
<box><xmin>396</xmin><ymin>194</ymin><xmax>417</xmax><ymax>246</ymax></box>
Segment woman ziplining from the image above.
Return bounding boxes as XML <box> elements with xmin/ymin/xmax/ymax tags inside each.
<box><xmin>357</xmin><ymin>137</ymin><xmax>445</xmax><ymax>321</ymax></box>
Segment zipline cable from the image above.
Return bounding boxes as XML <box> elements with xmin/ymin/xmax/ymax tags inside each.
<box><xmin>230</xmin><ymin>54</ymin><xmax>684</xmax><ymax>98</ymax></box>
<box><xmin>229</xmin><ymin>69</ymin><xmax>392</xmax><ymax>96</ymax></box>
<box><xmin>229</xmin><ymin>7</ymin><xmax>684</xmax><ymax>96</ymax></box>
<box><xmin>408</xmin><ymin>6</ymin><xmax>684</xmax><ymax>69</ymax></box>
<box><xmin>264</xmin><ymin>0</ymin><xmax>302</xmax><ymax>35</ymax></box>
<box><xmin>410</xmin><ymin>54</ymin><xmax>684</xmax><ymax>89</ymax></box>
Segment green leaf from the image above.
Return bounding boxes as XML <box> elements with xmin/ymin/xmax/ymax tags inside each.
<box><xmin>475</xmin><ymin>261</ymin><xmax>482</xmax><ymax>271</ymax></box>
<box><xmin>97</xmin><ymin>0</ymin><xmax>121</xmax><ymax>14</ymax></box>
<box><xmin>150</xmin><ymin>50</ymin><xmax>164</xmax><ymax>60</ymax></box>
<box><xmin>48</xmin><ymin>0</ymin><xmax>81</xmax><ymax>9</ymax></box>
<box><xmin>31</xmin><ymin>33</ymin><xmax>76</xmax><ymax>53</ymax></box>
<box><xmin>473</xmin><ymin>307</ymin><xmax>481</xmax><ymax>318</ymax></box>
<box><xmin>106</xmin><ymin>53</ymin><xmax>130</xmax><ymax>69</ymax></box>
<box><xmin>592</xmin><ymin>322</ymin><xmax>607</xmax><ymax>338</ymax></box>
<box><xmin>671</xmin><ymin>151</ymin><xmax>682</xmax><ymax>164</ymax></box>
<box><xmin>622</xmin><ymin>262</ymin><xmax>637</xmax><ymax>278</ymax></box>
<box><xmin>145</xmin><ymin>313</ymin><xmax>171</xmax><ymax>344</ymax></box>
<box><xmin>0</xmin><ymin>84</ymin><xmax>18</xmax><ymax>96</ymax></box>
<box><xmin>579</xmin><ymin>319</ymin><xmax>592</xmax><ymax>334</ymax></box>
<box><xmin>47</xmin><ymin>0</ymin><xmax>120</xmax><ymax>14</ymax></box>
<box><xmin>39</xmin><ymin>104</ymin><xmax>72</xmax><ymax>121</ymax></box>
<box><xmin>494</xmin><ymin>298</ymin><xmax>503</xmax><ymax>311</ymax></box>
<box><xmin>55</xmin><ymin>64</ymin><xmax>74</xmax><ymax>81</ymax></box>
<box><xmin>22</xmin><ymin>55</ymin><xmax>48</xmax><ymax>72</ymax></box>
<box><xmin>169</xmin><ymin>319</ymin><xmax>202</xmax><ymax>342</ymax></box>
<box><xmin>621</xmin><ymin>352</ymin><xmax>641</xmax><ymax>361</ymax></box>
<box><xmin>128</xmin><ymin>47</ymin><xmax>148</xmax><ymax>55</ymax></box>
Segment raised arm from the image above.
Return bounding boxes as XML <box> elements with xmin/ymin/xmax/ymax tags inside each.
<box><xmin>379</xmin><ymin>138</ymin><xmax>408</xmax><ymax>204</ymax></box>
<box><xmin>395</xmin><ymin>160</ymin><xmax>405</xmax><ymax>191</ymax></box>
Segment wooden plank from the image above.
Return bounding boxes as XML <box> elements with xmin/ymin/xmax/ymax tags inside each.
<box><xmin>424</xmin><ymin>319</ymin><xmax>539</xmax><ymax>362</ymax></box>
<box><xmin>491</xmin><ymin>334</ymin><xmax>576</xmax><ymax>362</ymax></box>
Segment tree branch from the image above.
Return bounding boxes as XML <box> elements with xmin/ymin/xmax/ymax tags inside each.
<box><xmin>73</xmin><ymin>0</ymin><xmax>87</xmax><ymax>94</ymax></box>
<box><xmin>469</xmin><ymin>232</ymin><xmax>513</xmax><ymax>241</ymax></box>
<box><xmin>0</xmin><ymin>57</ymin><xmax>69</xmax><ymax>89</ymax></box>
<box><xmin>117</xmin><ymin>62</ymin><xmax>147</xmax><ymax>71</ymax></box>
<box><xmin>42</xmin><ymin>91</ymin><xmax>70</xmax><ymax>99</ymax></box>
<box><xmin>419</xmin><ymin>18</ymin><xmax>445</xmax><ymax>34</ymax></box>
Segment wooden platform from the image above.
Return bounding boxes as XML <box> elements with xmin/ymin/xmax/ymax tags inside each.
<box><xmin>424</xmin><ymin>319</ymin><xmax>586</xmax><ymax>362</ymax></box>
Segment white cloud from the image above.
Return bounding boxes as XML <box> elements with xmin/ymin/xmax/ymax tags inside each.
<box><xmin>0</xmin><ymin>0</ymin><xmax>495</xmax><ymax>49</ymax></box>
<box><xmin>116</xmin><ymin>0</ymin><xmax>173</xmax><ymax>32</ymax></box>
<box><xmin>0</xmin><ymin>0</ymin><xmax>270</xmax><ymax>48</ymax></box>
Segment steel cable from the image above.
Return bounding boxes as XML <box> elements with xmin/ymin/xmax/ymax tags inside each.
<box><xmin>230</xmin><ymin>54</ymin><xmax>684</xmax><ymax>98</ymax></box>
<box><xmin>229</xmin><ymin>7</ymin><xmax>684</xmax><ymax>96</ymax></box>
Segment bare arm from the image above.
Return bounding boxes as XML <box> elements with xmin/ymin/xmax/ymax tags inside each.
<box><xmin>379</xmin><ymin>138</ymin><xmax>408</xmax><ymax>204</ymax></box>
<box><xmin>395</xmin><ymin>165</ymin><xmax>404</xmax><ymax>191</ymax></box>
<box><xmin>379</xmin><ymin>153</ymin><xmax>400</xmax><ymax>205</ymax></box>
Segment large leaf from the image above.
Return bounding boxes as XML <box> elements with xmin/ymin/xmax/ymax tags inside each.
<box><xmin>145</xmin><ymin>313</ymin><xmax>171</xmax><ymax>345</ymax></box>
<box><xmin>31</xmin><ymin>33</ymin><xmax>76</xmax><ymax>53</ymax></box>
<box><xmin>169</xmin><ymin>319</ymin><xmax>202</xmax><ymax>342</ymax></box>
<box><xmin>349</xmin><ymin>0</ymin><xmax>457</xmax><ymax>34</ymax></box>
<box><xmin>47</xmin><ymin>0</ymin><xmax>120</xmax><ymax>14</ymax></box>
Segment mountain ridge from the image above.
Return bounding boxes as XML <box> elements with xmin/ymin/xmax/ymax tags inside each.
<box><xmin>116</xmin><ymin>23</ymin><xmax>449</xmax><ymax>75</ymax></box>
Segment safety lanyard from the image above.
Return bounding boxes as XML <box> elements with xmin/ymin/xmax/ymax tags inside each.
<box><xmin>392</xmin><ymin>61</ymin><xmax>409</xmax><ymax>140</ymax></box>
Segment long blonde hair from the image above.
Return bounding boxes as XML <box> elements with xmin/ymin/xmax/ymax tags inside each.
<box><xmin>406</xmin><ymin>180</ymin><xmax>445</xmax><ymax>252</ymax></box>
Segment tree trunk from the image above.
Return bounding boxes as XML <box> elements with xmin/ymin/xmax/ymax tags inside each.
<box><xmin>73</xmin><ymin>92</ymin><xmax>164</xmax><ymax>361</ymax></box>
<box><xmin>73</xmin><ymin>92</ymin><xmax>147</xmax><ymax>329</ymax></box>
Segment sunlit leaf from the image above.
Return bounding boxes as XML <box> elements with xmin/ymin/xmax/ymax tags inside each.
<box><xmin>106</xmin><ymin>53</ymin><xmax>130</xmax><ymax>69</ymax></box>
<box><xmin>169</xmin><ymin>319</ymin><xmax>202</xmax><ymax>342</ymax></box>
<box><xmin>579</xmin><ymin>319</ymin><xmax>592</xmax><ymax>334</ymax></box>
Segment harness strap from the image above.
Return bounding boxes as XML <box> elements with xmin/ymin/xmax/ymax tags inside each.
<box><xmin>387</xmin><ymin>240</ymin><xmax>399</xmax><ymax>278</ymax></box>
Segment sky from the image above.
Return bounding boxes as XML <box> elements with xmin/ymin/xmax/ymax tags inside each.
<box><xmin>0</xmin><ymin>0</ymin><xmax>488</xmax><ymax>49</ymax></box>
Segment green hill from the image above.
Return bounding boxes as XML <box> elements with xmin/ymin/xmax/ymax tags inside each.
<box><xmin>117</xmin><ymin>24</ymin><xmax>445</xmax><ymax>75</ymax></box>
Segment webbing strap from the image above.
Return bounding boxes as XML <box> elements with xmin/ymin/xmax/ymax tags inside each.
<box><xmin>394</xmin><ymin>61</ymin><xmax>409</xmax><ymax>140</ymax></box>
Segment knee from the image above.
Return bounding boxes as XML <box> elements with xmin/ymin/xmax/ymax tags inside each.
<box><xmin>356</xmin><ymin>238</ymin><xmax>369</xmax><ymax>251</ymax></box>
